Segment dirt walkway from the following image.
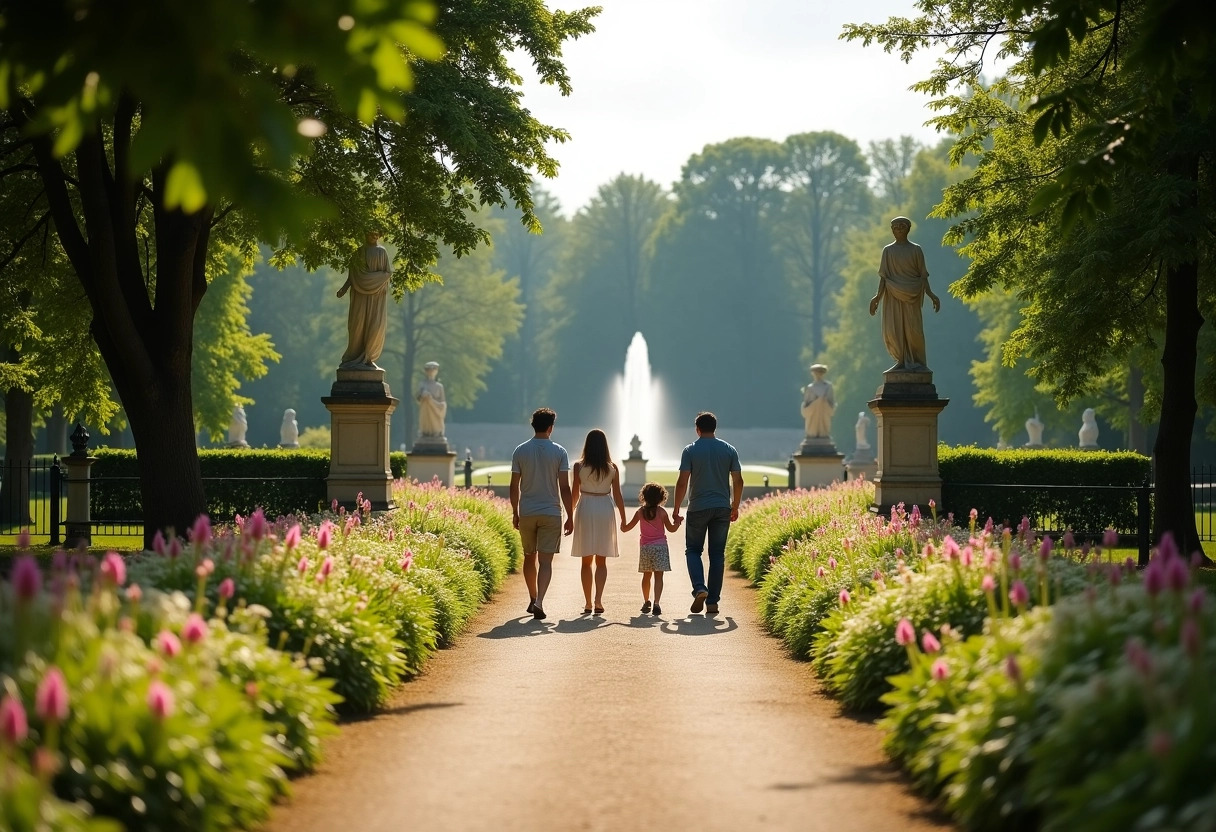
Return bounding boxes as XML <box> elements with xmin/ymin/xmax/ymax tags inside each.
<box><xmin>265</xmin><ymin>532</ymin><xmax>950</xmax><ymax>832</ymax></box>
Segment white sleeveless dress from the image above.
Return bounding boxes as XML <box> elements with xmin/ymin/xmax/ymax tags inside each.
<box><xmin>570</xmin><ymin>465</ymin><xmax>619</xmax><ymax>558</ymax></box>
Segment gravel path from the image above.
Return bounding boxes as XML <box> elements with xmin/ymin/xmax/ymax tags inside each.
<box><xmin>265</xmin><ymin>531</ymin><xmax>951</xmax><ymax>832</ymax></box>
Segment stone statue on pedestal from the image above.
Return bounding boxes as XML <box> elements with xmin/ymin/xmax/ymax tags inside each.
<box><xmin>1079</xmin><ymin>408</ymin><xmax>1099</xmax><ymax>448</ymax></box>
<box><xmin>854</xmin><ymin>411</ymin><xmax>871</xmax><ymax>451</ymax></box>
<box><xmin>337</xmin><ymin>232</ymin><xmax>392</xmax><ymax>371</ymax></box>
<box><xmin>801</xmin><ymin>364</ymin><xmax>836</xmax><ymax>439</ymax></box>
<box><xmin>227</xmin><ymin>404</ymin><xmax>249</xmax><ymax>448</ymax></box>
<box><xmin>1025</xmin><ymin>411</ymin><xmax>1045</xmax><ymax>448</ymax></box>
<box><xmin>414</xmin><ymin>362</ymin><xmax>448</xmax><ymax>450</ymax></box>
<box><xmin>868</xmin><ymin>217</ymin><xmax>941</xmax><ymax>372</ymax></box>
<box><xmin>280</xmin><ymin>408</ymin><xmax>299</xmax><ymax>449</ymax></box>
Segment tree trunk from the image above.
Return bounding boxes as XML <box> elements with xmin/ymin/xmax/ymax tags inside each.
<box><xmin>45</xmin><ymin>405</ymin><xmax>68</xmax><ymax>455</ymax></box>
<box><xmin>0</xmin><ymin>384</ymin><xmax>35</xmax><ymax>528</ymax></box>
<box><xmin>1152</xmin><ymin>257</ymin><xmax>1204</xmax><ymax>562</ymax></box>
<box><xmin>1126</xmin><ymin>365</ymin><xmax>1148</xmax><ymax>454</ymax></box>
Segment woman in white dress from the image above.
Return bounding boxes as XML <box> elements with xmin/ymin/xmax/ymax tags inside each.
<box><xmin>570</xmin><ymin>429</ymin><xmax>627</xmax><ymax>614</ymax></box>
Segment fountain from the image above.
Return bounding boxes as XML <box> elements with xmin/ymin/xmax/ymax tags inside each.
<box><xmin>615</xmin><ymin>332</ymin><xmax>667</xmax><ymax>465</ymax></box>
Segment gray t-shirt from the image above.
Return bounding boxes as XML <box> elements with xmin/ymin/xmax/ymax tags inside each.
<box><xmin>511</xmin><ymin>437</ymin><xmax>570</xmax><ymax>516</ymax></box>
<box><xmin>679</xmin><ymin>436</ymin><xmax>741</xmax><ymax>512</ymax></box>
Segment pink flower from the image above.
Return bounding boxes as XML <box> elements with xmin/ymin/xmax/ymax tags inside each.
<box><xmin>218</xmin><ymin>578</ymin><xmax>235</xmax><ymax>601</ymax></box>
<box><xmin>317</xmin><ymin>523</ymin><xmax>332</xmax><ymax>551</ymax></box>
<box><xmin>1</xmin><ymin>695</ymin><xmax>28</xmax><ymax>745</ymax></box>
<box><xmin>11</xmin><ymin>555</ymin><xmax>41</xmax><ymax>601</ymax></box>
<box><xmin>146</xmin><ymin>680</ymin><xmax>175</xmax><ymax>721</ymax></box>
<box><xmin>189</xmin><ymin>514</ymin><xmax>212</xmax><ymax>546</ymax></box>
<box><xmin>152</xmin><ymin>530</ymin><xmax>167</xmax><ymax>555</ymax></box>
<box><xmin>156</xmin><ymin>630</ymin><xmax>182</xmax><ymax>658</ymax></box>
<box><xmin>297</xmin><ymin>555</ymin><xmax>310</xmax><ymax>575</ymax></box>
<box><xmin>828</xmin><ymin>557</ymin><xmax>838</xmax><ymax>570</ymax></box>
<box><xmin>1157</xmin><ymin>532</ymin><xmax>1179</xmax><ymax>562</ymax></box>
<box><xmin>400</xmin><ymin>549</ymin><xmax>414</xmax><ymax>572</ymax></box>
<box><xmin>981</xmin><ymin>574</ymin><xmax>996</xmax><ymax>593</ymax></box>
<box><xmin>246</xmin><ymin>509</ymin><xmax>269</xmax><ymax>541</ymax></box>
<box><xmin>35</xmin><ymin>667</ymin><xmax>69</xmax><ymax>722</ymax></box>
<box><xmin>943</xmin><ymin>537</ymin><xmax>961</xmax><ymax>561</ymax></box>
<box><xmin>1061</xmin><ymin>530</ymin><xmax>1075</xmax><ymax>550</ymax></box>
<box><xmin>1189</xmin><ymin>588</ymin><xmax>1206</xmax><ymax>615</ymax></box>
<box><xmin>1181</xmin><ymin>618</ymin><xmax>1202</xmax><ymax>657</ymax></box>
<box><xmin>931</xmin><ymin>658</ymin><xmax>949</xmax><ymax>681</ymax></box>
<box><xmin>100</xmin><ymin>551</ymin><xmax>126</xmax><ymax>587</ymax></box>
<box><xmin>1165</xmin><ymin>557</ymin><xmax>1189</xmax><ymax>592</ymax></box>
<box><xmin>245</xmin><ymin>681</ymin><xmax>259</xmax><ymax>698</ymax></box>
<box><xmin>816</xmin><ymin>566</ymin><xmax>826</xmax><ymax>579</ymax></box>
<box><xmin>969</xmin><ymin>508</ymin><xmax>978</xmax><ymax>522</ymax></box>
<box><xmin>1103</xmin><ymin>528</ymin><xmax>1119</xmax><ymax>549</ymax></box>
<box><xmin>921</xmin><ymin>632</ymin><xmax>941</xmax><ymax>654</ymax></box>
<box><xmin>319</xmin><ymin>556</ymin><xmax>334</xmax><ymax>581</ymax></box>
<box><xmin>1125</xmin><ymin>637</ymin><xmax>1153</xmax><ymax>676</ymax></box>
<box><xmin>16</xmin><ymin>528</ymin><xmax>30</xmax><ymax>550</ymax></box>
<box><xmin>838</xmin><ymin>589</ymin><xmax>850</xmax><ymax>606</ymax></box>
<box><xmin>1004</xmin><ymin>655</ymin><xmax>1022</xmax><ymax>683</ymax></box>
<box><xmin>387</xmin><ymin>528</ymin><xmax>395</xmax><ymax>542</ymax></box>
<box><xmin>331</xmin><ymin>498</ymin><xmax>339</xmax><ymax>513</ymax></box>
<box><xmin>1010</xmin><ymin>580</ymin><xmax>1030</xmax><ymax>607</ymax></box>
<box><xmin>126</xmin><ymin>583</ymin><xmax>143</xmax><ymax>603</ymax></box>
<box><xmin>182</xmin><ymin>613</ymin><xmax>208</xmax><ymax>644</ymax></box>
<box><xmin>960</xmin><ymin>546</ymin><xmax>974</xmax><ymax>567</ymax></box>
<box><xmin>921</xmin><ymin>542</ymin><xmax>935</xmax><ymax>560</ymax></box>
<box><xmin>1038</xmin><ymin>535</ymin><xmax>1053</xmax><ymax>561</ymax></box>
<box><xmin>168</xmin><ymin>537</ymin><xmax>183</xmax><ymax>560</ymax></box>
<box><xmin>1144</xmin><ymin>566</ymin><xmax>1164</xmax><ymax>597</ymax></box>
<box><xmin>895</xmin><ymin>618</ymin><xmax>915</xmax><ymax>646</ymax></box>
<box><xmin>1010</xmin><ymin>553</ymin><xmax>1022</xmax><ymax>571</ymax></box>
<box><xmin>284</xmin><ymin>524</ymin><xmax>302</xmax><ymax>550</ymax></box>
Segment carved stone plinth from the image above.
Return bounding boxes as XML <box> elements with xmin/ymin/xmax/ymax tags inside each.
<box><xmin>793</xmin><ymin>452</ymin><xmax>845</xmax><ymax>489</ymax></box>
<box><xmin>869</xmin><ymin>368</ymin><xmax>949</xmax><ymax>514</ymax></box>
<box><xmin>407</xmin><ymin>451</ymin><xmax>458</xmax><ymax>487</ymax></box>
<box><xmin>623</xmin><ymin>456</ymin><xmax>648</xmax><ymax>488</ymax></box>
<box><xmin>845</xmin><ymin>448</ymin><xmax>878</xmax><ymax>484</ymax></box>
<box><xmin>324</xmin><ymin>368</ymin><xmax>397</xmax><ymax>510</ymax></box>
<box><xmin>62</xmin><ymin>453</ymin><xmax>96</xmax><ymax>548</ymax></box>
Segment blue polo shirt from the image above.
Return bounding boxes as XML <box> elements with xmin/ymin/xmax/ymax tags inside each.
<box><xmin>679</xmin><ymin>436</ymin><xmax>741</xmax><ymax>512</ymax></box>
<box><xmin>511</xmin><ymin>437</ymin><xmax>570</xmax><ymax>516</ymax></box>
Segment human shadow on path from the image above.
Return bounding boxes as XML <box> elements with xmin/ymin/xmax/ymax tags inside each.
<box><xmin>622</xmin><ymin>614</ymin><xmax>662</xmax><ymax>629</ymax></box>
<box><xmin>476</xmin><ymin>617</ymin><xmax>555</xmax><ymax>640</ymax></box>
<box><xmin>552</xmin><ymin>615</ymin><xmax>610</xmax><ymax>634</ymax></box>
<box><xmin>767</xmin><ymin>763</ymin><xmax>953</xmax><ymax>825</ymax></box>
<box><xmin>659</xmin><ymin>615</ymin><xmax>739</xmax><ymax>636</ymax></box>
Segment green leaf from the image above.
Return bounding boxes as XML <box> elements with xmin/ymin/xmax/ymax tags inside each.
<box><xmin>164</xmin><ymin>160</ymin><xmax>208</xmax><ymax>213</ymax></box>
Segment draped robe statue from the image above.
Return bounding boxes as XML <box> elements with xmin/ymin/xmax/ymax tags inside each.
<box><xmin>416</xmin><ymin>362</ymin><xmax>448</xmax><ymax>441</ymax></box>
<box><xmin>869</xmin><ymin>218</ymin><xmax>940</xmax><ymax>372</ymax></box>
<box><xmin>801</xmin><ymin>364</ymin><xmax>835</xmax><ymax>439</ymax></box>
<box><xmin>338</xmin><ymin>232</ymin><xmax>392</xmax><ymax>370</ymax></box>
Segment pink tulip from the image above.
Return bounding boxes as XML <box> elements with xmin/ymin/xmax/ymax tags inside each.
<box><xmin>317</xmin><ymin>523</ymin><xmax>332</xmax><ymax>551</ymax></box>
<box><xmin>838</xmin><ymin>589</ymin><xmax>850</xmax><ymax>606</ymax></box>
<box><xmin>332</xmin><ymin>498</ymin><xmax>339</xmax><ymax>513</ymax></box>
<box><xmin>1010</xmin><ymin>580</ymin><xmax>1030</xmax><ymax>607</ymax></box>
<box><xmin>284</xmin><ymin>524</ymin><xmax>302</xmax><ymax>550</ymax></box>
<box><xmin>1103</xmin><ymin>528</ymin><xmax>1119</xmax><ymax>549</ymax></box>
<box><xmin>246</xmin><ymin>509</ymin><xmax>269</xmax><ymax>541</ymax></box>
<box><xmin>297</xmin><ymin>555</ymin><xmax>310</xmax><ymax>574</ymax></box>
<box><xmin>816</xmin><ymin>566</ymin><xmax>826</xmax><ymax>579</ymax></box>
<box><xmin>11</xmin><ymin>555</ymin><xmax>41</xmax><ymax>600</ymax></box>
<box><xmin>218</xmin><ymin>578</ymin><xmax>235</xmax><ymax>601</ymax></box>
<box><xmin>1165</xmin><ymin>557</ymin><xmax>1189</xmax><ymax>592</ymax></box>
<box><xmin>126</xmin><ymin>583</ymin><xmax>143</xmax><ymax>603</ymax></box>
<box><xmin>1144</xmin><ymin>566</ymin><xmax>1164</xmax><ymax>597</ymax></box>
<box><xmin>168</xmin><ymin>537</ymin><xmax>183</xmax><ymax>560</ymax></box>
<box><xmin>1009</xmin><ymin>553</ymin><xmax>1022</xmax><ymax>571</ymax></box>
<box><xmin>1038</xmin><ymin>535</ymin><xmax>1053</xmax><ymax>561</ymax></box>
<box><xmin>182</xmin><ymin>613</ymin><xmax>208</xmax><ymax>644</ymax></box>
<box><xmin>921</xmin><ymin>542</ymin><xmax>935</xmax><ymax>560</ymax></box>
<box><xmin>152</xmin><ymin>529</ymin><xmax>167</xmax><ymax>555</ymax></box>
<box><xmin>1061</xmin><ymin>530</ymin><xmax>1075</xmax><ymax>550</ymax></box>
<box><xmin>189</xmin><ymin>514</ymin><xmax>212</xmax><ymax>546</ymax></box>
<box><xmin>0</xmin><ymin>695</ymin><xmax>28</xmax><ymax>745</ymax></box>
<box><xmin>921</xmin><ymin>632</ymin><xmax>941</xmax><ymax>654</ymax></box>
<box><xmin>1157</xmin><ymin>532</ymin><xmax>1179</xmax><ymax>562</ymax></box>
<box><xmin>100</xmin><ymin>551</ymin><xmax>126</xmax><ymax>587</ymax></box>
<box><xmin>156</xmin><ymin>630</ymin><xmax>182</xmax><ymax>658</ymax></box>
<box><xmin>931</xmin><ymin>658</ymin><xmax>949</xmax><ymax>680</ymax></box>
<box><xmin>35</xmin><ymin>667</ymin><xmax>69</xmax><ymax>722</ymax></box>
<box><xmin>981</xmin><ymin>574</ymin><xmax>996</xmax><ymax>593</ymax></box>
<box><xmin>895</xmin><ymin>618</ymin><xmax>915</xmax><ymax>646</ymax></box>
<box><xmin>319</xmin><ymin>556</ymin><xmax>334</xmax><ymax>581</ymax></box>
<box><xmin>942</xmin><ymin>536</ymin><xmax>961</xmax><ymax>561</ymax></box>
<box><xmin>147</xmin><ymin>681</ymin><xmax>175</xmax><ymax>721</ymax></box>
<box><xmin>828</xmin><ymin>557</ymin><xmax>838</xmax><ymax>570</ymax></box>
<box><xmin>960</xmin><ymin>546</ymin><xmax>973</xmax><ymax>567</ymax></box>
<box><xmin>400</xmin><ymin>550</ymin><xmax>414</xmax><ymax>572</ymax></box>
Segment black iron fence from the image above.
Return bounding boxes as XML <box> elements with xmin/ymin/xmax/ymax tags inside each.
<box><xmin>0</xmin><ymin>456</ymin><xmax>65</xmax><ymax>543</ymax></box>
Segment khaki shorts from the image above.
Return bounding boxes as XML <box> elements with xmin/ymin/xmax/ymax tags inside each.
<box><xmin>519</xmin><ymin>514</ymin><xmax>562</xmax><ymax>554</ymax></box>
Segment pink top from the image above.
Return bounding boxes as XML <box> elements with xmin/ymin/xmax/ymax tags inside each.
<box><xmin>640</xmin><ymin>511</ymin><xmax>667</xmax><ymax>545</ymax></box>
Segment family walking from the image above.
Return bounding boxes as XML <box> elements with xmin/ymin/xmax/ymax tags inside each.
<box><xmin>509</xmin><ymin>408</ymin><xmax>744</xmax><ymax>620</ymax></box>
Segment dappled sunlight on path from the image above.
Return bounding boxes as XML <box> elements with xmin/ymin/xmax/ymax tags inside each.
<box><xmin>266</xmin><ymin>531</ymin><xmax>951</xmax><ymax>832</ymax></box>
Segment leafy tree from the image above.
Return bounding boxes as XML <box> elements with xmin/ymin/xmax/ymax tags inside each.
<box><xmin>0</xmin><ymin>0</ymin><xmax>598</xmax><ymax>540</ymax></box>
<box><xmin>843</xmin><ymin>0</ymin><xmax>1215</xmax><ymax>555</ymax></box>
<box><xmin>541</xmin><ymin>174</ymin><xmax>668</xmax><ymax>425</ymax></box>
<box><xmin>868</xmin><ymin>136</ymin><xmax>923</xmax><ymax>208</ymax></box>
<box><xmin>775</xmin><ymin>131</ymin><xmax>873</xmax><ymax>359</ymax></box>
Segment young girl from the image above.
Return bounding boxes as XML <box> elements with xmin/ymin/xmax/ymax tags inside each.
<box><xmin>621</xmin><ymin>482</ymin><xmax>681</xmax><ymax>616</ymax></box>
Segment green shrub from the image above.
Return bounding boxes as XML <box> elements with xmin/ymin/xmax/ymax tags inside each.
<box><xmin>938</xmin><ymin>446</ymin><xmax>1151</xmax><ymax>534</ymax></box>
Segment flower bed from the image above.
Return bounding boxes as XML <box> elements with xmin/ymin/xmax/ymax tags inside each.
<box><xmin>1</xmin><ymin>478</ymin><xmax>514</xmax><ymax>830</ymax></box>
<box><xmin>733</xmin><ymin>488</ymin><xmax>1213</xmax><ymax>828</ymax></box>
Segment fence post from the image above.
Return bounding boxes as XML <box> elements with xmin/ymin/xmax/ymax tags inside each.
<box><xmin>1137</xmin><ymin>473</ymin><xmax>1152</xmax><ymax>568</ymax></box>
<box><xmin>62</xmin><ymin>423</ymin><xmax>97</xmax><ymax>548</ymax></box>
<box><xmin>787</xmin><ymin>458</ymin><xmax>796</xmax><ymax>490</ymax></box>
<box><xmin>49</xmin><ymin>456</ymin><xmax>63</xmax><ymax>546</ymax></box>
<box><xmin>463</xmin><ymin>454</ymin><xmax>473</xmax><ymax>488</ymax></box>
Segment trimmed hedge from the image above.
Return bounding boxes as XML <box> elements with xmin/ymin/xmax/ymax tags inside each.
<box><xmin>939</xmin><ymin>446</ymin><xmax>1151</xmax><ymax>534</ymax></box>
<box><xmin>87</xmin><ymin>448</ymin><xmax>409</xmax><ymax>522</ymax></box>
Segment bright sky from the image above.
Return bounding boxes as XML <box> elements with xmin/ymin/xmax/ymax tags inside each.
<box><xmin>516</xmin><ymin>0</ymin><xmax>953</xmax><ymax>217</ymax></box>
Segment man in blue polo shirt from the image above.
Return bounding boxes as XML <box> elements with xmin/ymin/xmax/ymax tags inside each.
<box><xmin>510</xmin><ymin>407</ymin><xmax>573</xmax><ymax>620</ymax></box>
<box><xmin>671</xmin><ymin>411</ymin><xmax>744</xmax><ymax>615</ymax></box>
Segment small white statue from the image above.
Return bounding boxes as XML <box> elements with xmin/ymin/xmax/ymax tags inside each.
<box><xmin>854</xmin><ymin>411</ymin><xmax>871</xmax><ymax>451</ymax></box>
<box><xmin>1025</xmin><ymin>411</ymin><xmax>1045</xmax><ymax>448</ymax></box>
<box><xmin>1079</xmin><ymin>407</ymin><xmax>1099</xmax><ymax>448</ymax></box>
<box><xmin>415</xmin><ymin>362</ymin><xmax>448</xmax><ymax>442</ymax></box>
<box><xmin>801</xmin><ymin>364</ymin><xmax>836</xmax><ymax>439</ymax></box>
<box><xmin>280</xmin><ymin>408</ymin><xmax>300</xmax><ymax>448</ymax></box>
<box><xmin>227</xmin><ymin>404</ymin><xmax>249</xmax><ymax>448</ymax></box>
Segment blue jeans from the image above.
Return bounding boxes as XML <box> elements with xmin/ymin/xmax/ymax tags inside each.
<box><xmin>684</xmin><ymin>507</ymin><xmax>731</xmax><ymax>604</ymax></box>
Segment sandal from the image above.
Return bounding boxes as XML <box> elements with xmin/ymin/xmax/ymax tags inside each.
<box><xmin>581</xmin><ymin>607</ymin><xmax>592</xmax><ymax>615</ymax></box>
<box><xmin>593</xmin><ymin>606</ymin><xmax>605</xmax><ymax>615</ymax></box>
<box><xmin>640</xmin><ymin>600</ymin><xmax>652</xmax><ymax>614</ymax></box>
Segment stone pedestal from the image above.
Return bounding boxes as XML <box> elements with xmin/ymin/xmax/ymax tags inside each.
<box><xmin>868</xmin><ymin>368</ymin><xmax>949</xmax><ymax>513</ymax></box>
<box><xmin>623</xmin><ymin>455</ymin><xmax>648</xmax><ymax>488</ymax></box>
<box><xmin>793</xmin><ymin>452</ymin><xmax>845</xmax><ymax>488</ymax></box>
<box><xmin>409</xmin><ymin>440</ymin><xmax>457</xmax><ymax>487</ymax></box>
<box><xmin>845</xmin><ymin>448</ymin><xmax>878</xmax><ymax>483</ymax></box>
<box><xmin>62</xmin><ymin>453</ymin><xmax>97</xmax><ymax>548</ymax></box>
<box><xmin>323</xmin><ymin>368</ymin><xmax>397</xmax><ymax>510</ymax></box>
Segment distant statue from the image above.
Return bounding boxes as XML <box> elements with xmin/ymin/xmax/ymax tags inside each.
<box><xmin>337</xmin><ymin>231</ymin><xmax>392</xmax><ymax>370</ymax></box>
<box><xmin>869</xmin><ymin>217</ymin><xmax>941</xmax><ymax>372</ymax></box>
<box><xmin>1079</xmin><ymin>408</ymin><xmax>1099</xmax><ymax>448</ymax></box>
<box><xmin>854</xmin><ymin>411</ymin><xmax>871</xmax><ymax>451</ymax></box>
<box><xmin>280</xmin><ymin>408</ymin><xmax>299</xmax><ymax>448</ymax></box>
<box><xmin>227</xmin><ymin>404</ymin><xmax>249</xmax><ymax>448</ymax></box>
<box><xmin>801</xmin><ymin>364</ymin><xmax>836</xmax><ymax>439</ymax></box>
<box><xmin>629</xmin><ymin>434</ymin><xmax>644</xmax><ymax>460</ymax></box>
<box><xmin>1025</xmin><ymin>411</ymin><xmax>1045</xmax><ymax>448</ymax></box>
<box><xmin>415</xmin><ymin>362</ymin><xmax>448</xmax><ymax>443</ymax></box>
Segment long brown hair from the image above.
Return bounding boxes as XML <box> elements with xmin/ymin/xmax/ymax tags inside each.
<box><xmin>579</xmin><ymin>429</ymin><xmax>613</xmax><ymax>479</ymax></box>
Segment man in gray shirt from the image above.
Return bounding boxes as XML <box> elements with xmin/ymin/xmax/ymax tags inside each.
<box><xmin>672</xmin><ymin>411</ymin><xmax>744</xmax><ymax>615</ymax></box>
<box><xmin>510</xmin><ymin>408</ymin><xmax>573</xmax><ymax>620</ymax></box>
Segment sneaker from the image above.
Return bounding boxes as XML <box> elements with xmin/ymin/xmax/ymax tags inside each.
<box><xmin>533</xmin><ymin>603</ymin><xmax>546</xmax><ymax>620</ymax></box>
<box><xmin>706</xmin><ymin>603</ymin><xmax>719</xmax><ymax>614</ymax></box>
<box><xmin>690</xmin><ymin>590</ymin><xmax>708</xmax><ymax>613</ymax></box>
<box><xmin>526</xmin><ymin>599</ymin><xmax>536</xmax><ymax>615</ymax></box>
<box><xmin>640</xmin><ymin>600</ymin><xmax>652</xmax><ymax>614</ymax></box>
<box><xmin>652</xmin><ymin>603</ymin><xmax>662</xmax><ymax>616</ymax></box>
